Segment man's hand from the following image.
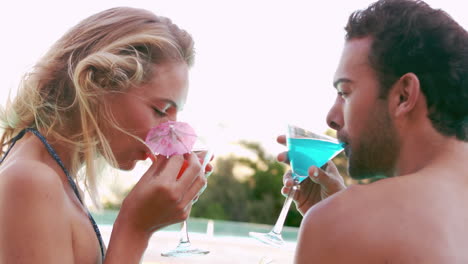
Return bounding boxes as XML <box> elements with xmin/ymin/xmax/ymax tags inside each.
<box><xmin>277</xmin><ymin>135</ymin><xmax>346</xmax><ymax>215</ymax></box>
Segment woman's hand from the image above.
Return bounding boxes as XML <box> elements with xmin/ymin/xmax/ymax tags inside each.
<box><xmin>277</xmin><ymin>135</ymin><xmax>346</xmax><ymax>215</ymax></box>
<box><xmin>105</xmin><ymin>152</ymin><xmax>206</xmax><ymax>263</ymax></box>
<box><xmin>117</xmin><ymin>152</ymin><xmax>207</xmax><ymax>235</ymax></box>
<box><xmin>191</xmin><ymin>150</ymin><xmax>215</xmax><ymax>203</ymax></box>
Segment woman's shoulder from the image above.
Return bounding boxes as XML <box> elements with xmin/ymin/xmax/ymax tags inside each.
<box><xmin>0</xmin><ymin>159</ymin><xmax>76</xmax><ymax>261</ymax></box>
<box><xmin>0</xmin><ymin>158</ymin><xmax>66</xmax><ymax>205</ymax></box>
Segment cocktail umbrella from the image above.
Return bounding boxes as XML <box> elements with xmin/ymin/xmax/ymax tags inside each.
<box><xmin>145</xmin><ymin>121</ymin><xmax>198</xmax><ymax>157</ymax></box>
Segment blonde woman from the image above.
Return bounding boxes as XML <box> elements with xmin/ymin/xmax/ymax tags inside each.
<box><xmin>0</xmin><ymin>7</ymin><xmax>207</xmax><ymax>263</ymax></box>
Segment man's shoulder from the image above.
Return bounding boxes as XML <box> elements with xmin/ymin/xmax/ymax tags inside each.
<box><xmin>295</xmin><ymin>179</ymin><xmax>409</xmax><ymax>263</ymax></box>
<box><xmin>308</xmin><ymin>180</ymin><xmax>384</xmax><ymax>212</ymax></box>
<box><xmin>301</xmin><ymin>184</ymin><xmax>374</xmax><ymax>235</ymax></box>
<box><xmin>305</xmin><ymin>177</ymin><xmax>411</xmax><ymax>226</ymax></box>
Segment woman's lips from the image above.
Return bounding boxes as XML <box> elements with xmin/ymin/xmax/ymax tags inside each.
<box><xmin>144</xmin><ymin>152</ymin><xmax>156</xmax><ymax>162</ymax></box>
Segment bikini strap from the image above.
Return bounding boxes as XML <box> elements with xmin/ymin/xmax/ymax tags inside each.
<box><xmin>0</xmin><ymin>128</ymin><xmax>105</xmax><ymax>259</ymax></box>
<box><xmin>0</xmin><ymin>129</ymin><xmax>27</xmax><ymax>164</ymax></box>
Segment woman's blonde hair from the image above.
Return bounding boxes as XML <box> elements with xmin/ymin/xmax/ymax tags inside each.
<box><xmin>0</xmin><ymin>7</ymin><xmax>195</xmax><ymax>207</ymax></box>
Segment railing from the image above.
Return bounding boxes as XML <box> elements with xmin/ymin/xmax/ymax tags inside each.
<box><xmin>92</xmin><ymin>210</ymin><xmax>299</xmax><ymax>242</ymax></box>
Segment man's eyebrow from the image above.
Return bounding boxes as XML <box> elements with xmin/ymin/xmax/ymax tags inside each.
<box><xmin>333</xmin><ymin>78</ymin><xmax>353</xmax><ymax>89</ymax></box>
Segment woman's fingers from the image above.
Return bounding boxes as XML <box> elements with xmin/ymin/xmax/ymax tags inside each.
<box><xmin>176</xmin><ymin>153</ymin><xmax>206</xmax><ymax>205</ymax></box>
<box><xmin>142</xmin><ymin>154</ymin><xmax>183</xmax><ymax>182</ymax></box>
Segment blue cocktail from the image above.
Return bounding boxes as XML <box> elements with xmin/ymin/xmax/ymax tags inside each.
<box><xmin>287</xmin><ymin>137</ymin><xmax>343</xmax><ymax>182</ymax></box>
<box><xmin>249</xmin><ymin>124</ymin><xmax>343</xmax><ymax>248</ymax></box>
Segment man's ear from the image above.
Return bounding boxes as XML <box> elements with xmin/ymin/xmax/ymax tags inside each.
<box><xmin>389</xmin><ymin>73</ymin><xmax>421</xmax><ymax>117</ymax></box>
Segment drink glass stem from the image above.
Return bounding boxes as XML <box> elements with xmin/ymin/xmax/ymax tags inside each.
<box><xmin>271</xmin><ymin>178</ymin><xmax>300</xmax><ymax>234</ymax></box>
<box><xmin>179</xmin><ymin>220</ymin><xmax>191</xmax><ymax>245</ymax></box>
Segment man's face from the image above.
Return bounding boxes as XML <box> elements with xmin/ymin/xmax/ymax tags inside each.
<box><xmin>327</xmin><ymin>37</ymin><xmax>399</xmax><ymax>179</ymax></box>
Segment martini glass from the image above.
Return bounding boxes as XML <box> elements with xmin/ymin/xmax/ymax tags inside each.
<box><xmin>161</xmin><ymin>142</ymin><xmax>214</xmax><ymax>257</ymax></box>
<box><xmin>249</xmin><ymin>124</ymin><xmax>343</xmax><ymax>247</ymax></box>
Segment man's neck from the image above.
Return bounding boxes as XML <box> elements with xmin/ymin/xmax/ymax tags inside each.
<box><xmin>394</xmin><ymin>125</ymin><xmax>464</xmax><ymax>177</ymax></box>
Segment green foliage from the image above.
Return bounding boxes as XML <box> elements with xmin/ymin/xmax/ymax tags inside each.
<box><xmin>191</xmin><ymin>157</ymin><xmax>249</xmax><ymax>221</ymax></box>
<box><xmin>191</xmin><ymin>140</ymin><xmax>304</xmax><ymax>227</ymax></box>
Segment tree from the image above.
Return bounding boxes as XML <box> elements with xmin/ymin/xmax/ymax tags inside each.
<box><xmin>191</xmin><ymin>156</ymin><xmax>250</xmax><ymax>221</ymax></box>
<box><xmin>191</xmin><ymin>141</ymin><xmax>305</xmax><ymax>226</ymax></box>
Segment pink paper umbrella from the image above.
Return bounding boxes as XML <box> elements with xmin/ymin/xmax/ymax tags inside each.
<box><xmin>145</xmin><ymin>121</ymin><xmax>198</xmax><ymax>157</ymax></box>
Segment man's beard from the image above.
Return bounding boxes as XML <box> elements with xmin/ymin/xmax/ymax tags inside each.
<box><xmin>347</xmin><ymin>103</ymin><xmax>400</xmax><ymax>180</ymax></box>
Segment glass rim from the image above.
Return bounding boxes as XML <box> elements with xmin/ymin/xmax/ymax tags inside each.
<box><xmin>287</xmin><ymin>124</ymin><xmax>340</xmax><ymax>144</ymax></box>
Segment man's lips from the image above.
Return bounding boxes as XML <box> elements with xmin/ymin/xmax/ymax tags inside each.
<box><xmin>338</xmin><ymin>138</ymin><xmax>349</xmax><ymax>157</ymax></box>
<box><xmin>337</xmin><ymin>134</ymin><xmax>347</xmax><ymax>149</ymax></box>
<box><xmin>341</xmin><ymin>143</ymin><xmax>350</xmax><ymax>156</ymax></box>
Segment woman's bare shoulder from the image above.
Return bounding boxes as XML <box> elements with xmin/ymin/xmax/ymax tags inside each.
<box><xmin>0</xmin><ymin>158</ymin><xmax>67</xmax><ymax>207</ymax></box>
<box><xmin>0</xmin><ymin>159</ymin><xmax>74</xmax><ymax>262</ymax></box>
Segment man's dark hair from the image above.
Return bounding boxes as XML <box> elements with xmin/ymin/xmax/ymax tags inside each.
<box><xmin>345</xmin><ymin>0</ymin><xmax>468</xmax><ymax>141</ymax></box>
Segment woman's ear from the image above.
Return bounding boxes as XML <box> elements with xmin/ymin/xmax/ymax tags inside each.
<box><xmin>389</xmin><ymin>73</ymin><xmax>421</xmax><ymax>118</ymax></box>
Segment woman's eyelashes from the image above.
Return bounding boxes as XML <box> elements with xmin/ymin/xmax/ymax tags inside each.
<box><xmin>152</xmin><ymin>102</ymin><xmax>173</xmax><ymax>117</ymax></box>
<box><xmin>153</xmin><ymin>107</ymin><xmax>167</xmax><ymax>117</ymax></box>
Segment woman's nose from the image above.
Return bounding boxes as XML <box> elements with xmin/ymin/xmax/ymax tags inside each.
<box><xmin>161</xmin><ymin>114</ymin><xmax>177</xmax><ymax>123</ymax></box>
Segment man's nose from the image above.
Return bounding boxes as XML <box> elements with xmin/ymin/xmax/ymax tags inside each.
<box><xmin>326</xmin><ymin>99</ymin><xmax>343</xmax><ymax>131</ymax></box>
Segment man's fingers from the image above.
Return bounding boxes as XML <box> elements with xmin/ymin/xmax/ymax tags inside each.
<box><xmin>277</xmin><ymin>135</ymin><xmax>289</xmax><ymax>163</ymax></box>
<box><xmin>308</xmin><ymin>166</ymin><xmax>333</xmax><ymax>186</ymax></box>
<box><xmin>277</xmin><ymin>151</ymin><xmax>289</xmax><ymax>163</ymax></box>
<box><xmin>324</xmin><ymin>161</ymin><xmax>340</xmax><ymax>175</ymax></box>
<box><xmin>282</xmin><ymin>170</ymin><xmax>293</xmax><ymax>185</ymax></box>
<box><xmin>281</xmin><ymin>186</ymin><xmax>290</xmax><ymax>197</ymax></box>
<box><xmin>277</xmin><ymin>135</ymin><xmax>286</xmax><ymax>145</ymax></box>
<box><xmin>308</xmin><ymin>164</ymin><xmax>345</xmax><ymax>193</ymax></box>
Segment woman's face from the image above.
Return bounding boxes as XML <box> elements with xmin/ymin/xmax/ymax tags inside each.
<box><xmin>102</xmin><ymin>61</ymin><xmax>189</xmax><ymax>170</ymax></box>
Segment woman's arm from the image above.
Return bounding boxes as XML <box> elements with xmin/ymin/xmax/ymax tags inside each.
<box><xmin>104</xmin><ymin>152</ymin><xmax>206</xmax><ymax>263</ymax></box>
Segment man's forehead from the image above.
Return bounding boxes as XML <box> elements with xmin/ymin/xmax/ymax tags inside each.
<box><xmin>333</xmin><ymin>37</ymin><xmax>373</xmax><ymax>82</ymax></box>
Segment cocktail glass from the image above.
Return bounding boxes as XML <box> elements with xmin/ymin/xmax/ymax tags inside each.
<box><xmin>249</xmin><ymin>124</ymin><xmax>343</xmax><ymax>247</ymax></box>
<box><xmin>161</xmin><ymin>141</ymin><xmax>214</xmax><ymax>257</ymax></box>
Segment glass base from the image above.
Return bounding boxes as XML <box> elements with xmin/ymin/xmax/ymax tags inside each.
<box><xmin>249</xmin><ymin>231</ymin><xmax>284</xmax><ymax>248</ymax></box>
<box><xmin>161</xmin><ymin>241</ymin><xmax>210</xmax><ymax>257</ymax></box>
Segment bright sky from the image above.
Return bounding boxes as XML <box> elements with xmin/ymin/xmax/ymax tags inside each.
<box><xmin>1</xmin><ymin>0</ymin><xmax>467</xmax><ymax>158</ymax></box>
